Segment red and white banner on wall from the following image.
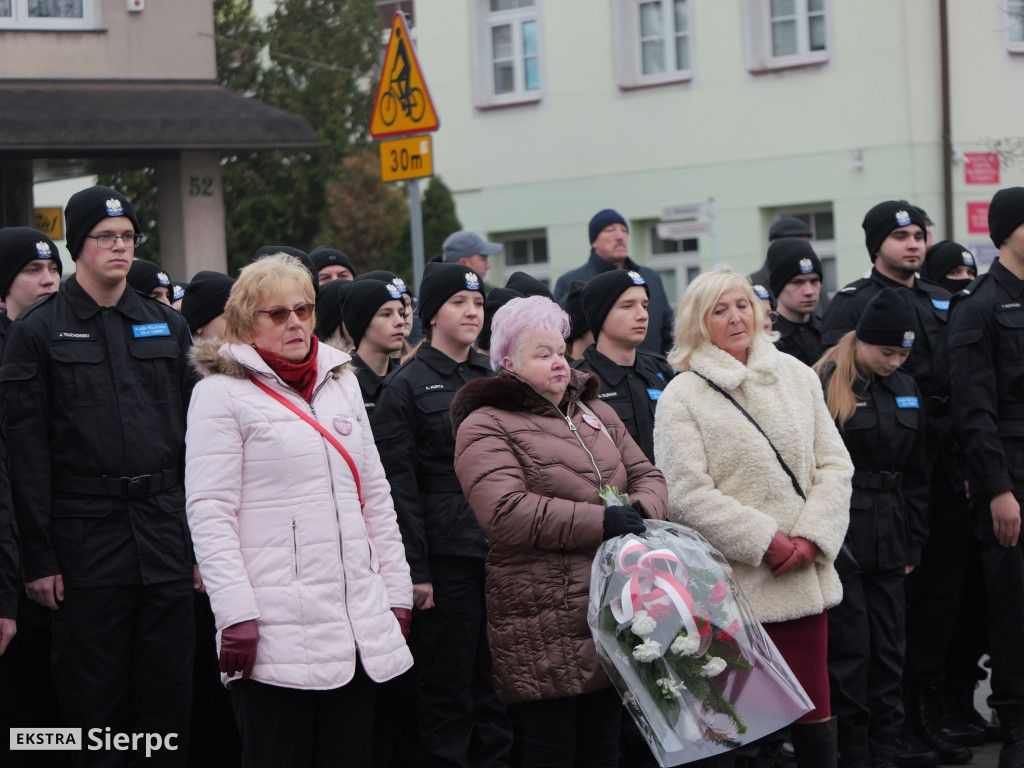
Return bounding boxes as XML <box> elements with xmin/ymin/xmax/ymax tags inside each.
<box><xmin>964</xmin><ymin>153</ymin><xmax>1000</xmax><ymax>185</ymax></box>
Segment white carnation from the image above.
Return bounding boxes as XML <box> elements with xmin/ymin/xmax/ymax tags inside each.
<box><xmin>630</xmin><ymin>610</ymin><xmax>658</xmax><ymax>637</ymax></box>
<box><xmin>632</xmin><ymin>638</ymin><xmax>663</xmax><ymax>663</ymax></box>
<box><xmin>701</xmin><ymin>657</ymin><xmax>727</xmax><ymax>677</ymax></box>
<box><xmin>670</xmin><ymin>633</ymin><xmax>700</xmax><ymax>656</ymax></box>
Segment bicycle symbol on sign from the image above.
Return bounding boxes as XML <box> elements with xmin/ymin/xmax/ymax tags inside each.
<box><xmin>380</xmin><ymin>27</ymin><xmax>425</xmax><ymax>126</ymax></box>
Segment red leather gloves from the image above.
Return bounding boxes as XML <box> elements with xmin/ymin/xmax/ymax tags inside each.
<box><xmin>772</xmin><ymin>536</ymin><xmax>819</xmax><ymax>577</ymax></box>
<box><xmin>763</xmin><ymin>531</ymin><xmax>795</xmax><ymax>571</ymax></box>
<box><xmin>391</xmin><ymin>607</ymin><xmax>412</xmax><ymax>639</ymax></box>
<box><xmin>220</xmin><ymin>620</ymin><xmax>259</xmax><ymax>679</ymax></box>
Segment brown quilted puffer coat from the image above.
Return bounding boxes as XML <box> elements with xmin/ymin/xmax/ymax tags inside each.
<box><xmin>451</xmin><ymin>368</ymin><xmax>668</xmax><ymax>704</ymax></box>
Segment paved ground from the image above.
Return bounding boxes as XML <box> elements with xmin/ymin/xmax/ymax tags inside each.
<box><xmin>972</xmin><ymin>678</ymin><xmax>1001</xmax><ymax>768</ymax></box>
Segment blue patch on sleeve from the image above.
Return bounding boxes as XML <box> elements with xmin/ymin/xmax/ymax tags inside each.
<box><xmin>895</xmin><ymin>396</ymin><xmax>919</xmax><ymax>409</ymax></box>
<box><xmin>931</xmin><ymin>299</ymin><xmax>950</xmax><ymax>311</ymax></box>
<box><xmin>132</xmin><ymin>323</ymin><xmax>171</xmax><ymax>338</ymax></box>
<box><xmin>647</xmin><ymin>388</ymin><xmax>662</xmax><ymax>401</ymax></box>
<box><xmin>656</xmin><ymin>372</ymin><xmax>665</xmax><ymax>381</ymax></box>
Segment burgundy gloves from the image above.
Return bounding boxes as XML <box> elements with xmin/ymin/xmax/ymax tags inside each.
<box><xmin>763</xmin><ymin>531</ymin><xmax>795</xmax><ymax>571</ymax></box>
<box><xmin>220</xmin><ymin>620</ymin><xmax>259</xmax><ymax>680</ymax></box>
<box><xmin>391</xmin><ymin>607</ymin><xmax>412</xmax><ymax>639</ymax></box>
<box><xmin>771</xmin><ymin>536</ymin><xmax>820</xmax><ymax>577</ymax></box>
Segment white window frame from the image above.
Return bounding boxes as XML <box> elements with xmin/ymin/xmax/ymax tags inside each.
<box><xmin>744</xmin><ymin>0</ymin><xmax>829</xmax><ymax>73</ymax></box>
<box><xmin>770</xmin><ymin>204</ymin><xmax>837</xmax><ymax>296</ymax></box>
<box><xmin>0</xmin><ymin>0</ymin><xmax>96</xmax><ymax>30</ymax></box>
<box><xmin>493</xmin><ymin>230</ymin><xmax>550</xmax><ymax>287</ymax></box>
<box><xmin>470</xmin><ymin>0</ymin><xmax>543</xmax><ymax>109</ymax></box>
<box><xmin>1008</xmin><ymin>0</ymin><xmax>1024</xmax><ymax>53</ymax></box>
<box><xmin>613</xmin><ymin>0</ymin><xmax>693</xmax><ymax>89</ymax></box>
<box><xmin>641</xmin><ymin>222</ymin><xmax>701</xmax><ymax>307</ymax></box>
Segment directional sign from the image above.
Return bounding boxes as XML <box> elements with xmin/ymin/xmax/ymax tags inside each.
<box><xmin>380</xmin><ymin>135</ymin><xmax>433</xmax><ymax>182</ymax></box>
<box><xmin>369</xmin><ymin>13</ymin><xmax>440</xmax><ymax>139</ymax></box>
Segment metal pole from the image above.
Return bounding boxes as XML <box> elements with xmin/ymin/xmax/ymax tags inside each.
<box><xmin>408</xmin><ymin>178</ymin><xmax>425</xmax><ymax>292</ymax></box>
<box><xmin>708</xmin><ymin>197</ymin><xmax>718</xmax><ymax>268</ymax></box>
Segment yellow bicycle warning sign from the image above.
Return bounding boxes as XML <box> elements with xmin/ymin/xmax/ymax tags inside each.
<box><xmin>369</xmin><ymin>13</ymin><xmax>439</xmax><ymax>139</ymax></box>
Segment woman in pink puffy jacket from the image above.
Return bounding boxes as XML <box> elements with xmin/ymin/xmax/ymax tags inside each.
<box><xmin>184</xmin><ymin>253</ymin><xmax>413</xmax><ymax>767</ymax></box>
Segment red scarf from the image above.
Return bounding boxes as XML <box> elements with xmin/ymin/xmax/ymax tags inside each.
<box><xmin>255</xmin><ymin>335</ymin><xmax>319</xmax><ymax>402</ymax></box>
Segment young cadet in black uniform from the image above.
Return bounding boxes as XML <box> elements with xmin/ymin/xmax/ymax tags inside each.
<box><xmin>572</xmin><ymin>269</ymin><xmax>673</xmax><ymax>464</ymax></box>
<box><xmin>921</xmin><ymin>240</ymin><xmax>977</xmax><ymax>296</ymax></box>
<box><xmin>343</xmin><ymin>278</ymin><xmax>406</xmax><ymax>413</ymax></box>
<box><xmin>815</xmin><ymin>289</ymin><xmax>928</xmax><ymax>768</ymax></box>
<box><xmin>0</xmin><ymin>187</ymin><xmax>198</xmax><ymax>766</ymax></box>
<box><xmin>372</xmin><ymin>262</ymin><xmax>511</xmax><ymax>768</ymax></box>
<box><xmin>127</xmin><ymin>258</ymin><xmax>173</xmax><ymax>305</ymax></box>
<box><xmin>0</xmin><ymin>227</ymin><xmax>65</xmax><ymax>767</ymax></box>
<box><xmin>949</xmin><ymin>187</ymin><xmax>1024</xmax><ymax>768</ymax></box>
<box><xmin>766</xmin><ymin>238</ymin><xmax>825</xmax><ymax>367</ymax></box>
<box><xmin>312</xmin><ymin>277</ymin><xmax>356</xmax><ymax>348</ymax></box>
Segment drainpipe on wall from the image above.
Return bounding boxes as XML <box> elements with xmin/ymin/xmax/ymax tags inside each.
<box><xmin>940</xmin><ymin>0</ymin><xmax>954</xmax><ymax>240</ymax></box>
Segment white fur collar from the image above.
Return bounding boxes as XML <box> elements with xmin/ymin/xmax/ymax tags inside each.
<box><xmin>687</xmin><ymin>335</ymin><xmax>780</xmax><ymax>391</ymax></box>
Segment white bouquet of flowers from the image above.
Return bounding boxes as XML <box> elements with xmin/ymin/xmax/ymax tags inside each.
<box><xmin>588</xmin><ymin>519</ymin><xmax>813</xmax><ymax>766</ymax></box>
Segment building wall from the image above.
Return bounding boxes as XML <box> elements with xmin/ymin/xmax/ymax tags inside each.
<box><xmin>0</xmin><ymin>0</ymin><xmax>215</xmax><ymax>81</ymax></box>
<box><xmin>414</xmin><ymin>0</ymin><xmax>1024</xmax><ymax>290</ymax></box>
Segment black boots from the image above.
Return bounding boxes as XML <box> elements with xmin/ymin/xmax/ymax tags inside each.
<box><xmin>904</xmin><ymin>684</ymin><xmax>973</xmax><ymax>765</ymax></box>
<box><xmin>837</xmin><ymin>722</ymin><xmax>871</xmax><ymax>768</ymax></box>
<box><xmin>950</xmin><ymin>678</ymin><xmax>1001</xmax><ymax>742</ymax></box>
<box><xmin>790</xmin><ymin>718</ymin><xmax>838</xmax><ymax>768</ymax></box>
<box><xmin>998</xmin><ymin>708</ymin><xmax>1024</xmax><ymax>768</ymax></box>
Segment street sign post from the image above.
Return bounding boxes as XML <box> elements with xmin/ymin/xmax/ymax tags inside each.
<box><xmin>380</xmin><ymin>135</ymin><xmax>433</xmax><ymax>183</ymax></box>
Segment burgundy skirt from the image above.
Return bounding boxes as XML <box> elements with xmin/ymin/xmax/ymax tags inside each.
<box><xmin>763</xmin><ymin>611</ymin><xmax>830</xmax><ymax>722</ymax></box>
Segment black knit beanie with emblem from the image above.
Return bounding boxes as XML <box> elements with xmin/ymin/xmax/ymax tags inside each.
<box><xmin>309</xmin><ymin>246</ymin><xmax>357</xmax><ymax>280</ymax></box>
<box><xmin>181</xmin><ymin>271</ymin><xmax>235</xmax><ymax>334</ymax></box>
<box><xmin>561</xmin><ymin>280</ymin><xmax>589</xmax><ymax>344</ymax></box>
<box><xmin>505</xmin><ymin>271</ymin><xmax>552</xmax><ymax>299</ymax></box>
<box><xmin>988</xmin><ymin>187</ymin><xmax>1024</xmax><ymax>248</ymax></box>
<box><xmin>251</xmin><ymin>245</ymin><xmax>319</xmax><ymax>299</ymax></box>
<box><xmin>581</xmin><ymin>268</ymin><xmax>650</xmax><ymax>338</ymax></box>
<box><xmin>921</xmin><ymin>240</ymin><xmax>976</xmax><ymax>292</ymax></box>
<box><xmin>343</xmin><ymin>279</ymin><xmax>405</xmax><ymax>349</ymax></box>
<box><xmin>356</xmin><ymin>269</ymin><xmax>410</xmax><ymax>298</ymax></box>
<box><xmin>479</xmin><ymin>287</ymin><xmax>524</xmax><ymax>352</ymax></box>
<box><xmin>856</xmin><ymin>287</ymin><xmax>919</xmax><ymax>348</ymax></box>
<box><xmin>64</xmin><ymin>186</ymin><xmax>139</xmax><ymax>262</ymax></box>
<box><xmin>417</xmin><ymin>262</ymin><xmax>485</xmax><ymax>325</ymax></box>
<box><xmin>127</xmin><ymin>259</ymin><xmax>172</xmax><ymax>297</ymax></box>
<box><xmin>313</xmin><ymin>278</ymin><xmax>356</xmax><ymax>343</ymax></box>
<box><xmin>862</xmin><ymin>201</ymin><xmax>927</xmax><ymax>261</ymax></box>
<box><xmin>0</xmin><ymin>227</ymin><xmax>62</xmax><ymax>300</ymax></box>
<box><xmin>766</xmin><ymin>238</ymin><xmax>822</xmax><ymax>298</ymax></box>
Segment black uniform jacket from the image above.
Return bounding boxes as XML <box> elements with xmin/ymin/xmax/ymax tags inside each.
<box><xmin>820</xmin><ymin>363</ymin><xmax>928</xmax><ymax>569</ymax></box>
<box><xmin>0</xmin><ymin>313</ymin><xmax>16</xmax><ymax>616</ymax></box>
<box><xmin>0</xmin><ymin>276</ymin><xmax>197</xmax><ymax>587</ymax></box>
<box><xmin>571</xmin><ymin>345</ymin><xmax>673</xmax><ymax>464</ymax></box>
<box><xmin>822</xmin><ymin>268</ymin><xmax>952</xmax><ymax>437</ymax></box>
<box><xmin>371</xmin><ymin>344</ymin><xmax>493</xmax><ymax>583</ymax></box>
<box><xmin>351</xmin><ymin>353</ymin><xmax>397</xmax><ymax>414</ymax></box>
<box><xmin>773</xmin><ymin>314</ymin><xmax>825</xmax><ymax>368</ymax></box>
<box><xmin>949</xmin><ymin>259</ymin><xmax>1024</xmax><ymax>501</ymax></box>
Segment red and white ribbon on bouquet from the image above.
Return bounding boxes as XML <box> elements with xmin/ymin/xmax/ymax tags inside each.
<box><xmin>610</xmin><ymin>537</ymin><xmax>700</xmax><ymax>639</ymax></box>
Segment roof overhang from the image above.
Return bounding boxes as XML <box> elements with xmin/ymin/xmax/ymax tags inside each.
<box><xmin>0</xmin><ymin>80</ymin><xmax>320</xmax><ymax>157</ymax></box>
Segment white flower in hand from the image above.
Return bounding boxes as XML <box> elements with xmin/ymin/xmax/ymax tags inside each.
<box><xmin>630</xmin><ymin>610</ymin><xmax>657</xmax><ymax>637</ymax></box>
<box><xmin>670</xmin><ymin>632</ymin><xmax>700</xmax><ymax>656</ymax></box>
<box><xmin>700</xmin><ymin>657</ymin><xmax>727</xmax><ymax>677</ymax></box>
<box><xmin>632</xmin><ymin>638</ymin><xmax>663</xmax><ymax>663</ymax></box>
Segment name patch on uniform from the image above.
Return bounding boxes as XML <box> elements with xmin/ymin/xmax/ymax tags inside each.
<box><xmin>57</xmin><ymin>331</ymin><xmax>92</xmax><ymax>340</ymax></box>
<box><xmin>647</xmin><ymin>388</ymin><xmax>662</xmax><ymax>401</ymax></box>
<box><xmin>132</xmin><ymin>323</ymin><xmax>171</xmax><ymax>338</ymax></box>
<box><xmin>597</xmin><ymin>392</ymin><xmax>618</xmax><ymax>399</ymax></box>
<box><xmin>856</xmin><ymin>401</ymin><xmax>868</xmax><ymax>408</ymax></box>
<box><xmin>896</xmin><ymin>396</ymin><xmax>919</xmax><ymax>409</ymax></box>
<box><xmin>424</xmin><ymin>383</ymin><xmax>445</xmax><ymax>391</ymax></box>
<box><xmin>998</xmin><ymin>302</ymin><xmax>1023</xmax><ymax>311</ymax></box>
<box><xmin>931</xmin><ymin>299</ymin><xmax>950</xmax><ymax>311</ymax></box>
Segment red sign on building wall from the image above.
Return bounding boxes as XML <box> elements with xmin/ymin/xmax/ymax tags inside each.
<box><xmin>965</xmin><ymin>153</ymin><xmax>1000</xmax><ymax>185</ymax></box>
<box><xmin>967</xmin><ymin>202</ymin><xmax>990</xmax><ymax>234</ymax></box>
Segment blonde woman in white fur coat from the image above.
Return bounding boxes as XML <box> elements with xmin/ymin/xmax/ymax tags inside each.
<box><xmin>653</xmin><ymin>266</ymin><xmax>853</xmax><ymax>768</ymax></box>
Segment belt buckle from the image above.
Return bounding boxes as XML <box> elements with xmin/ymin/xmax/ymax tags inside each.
<box><xmin>122</xmin><ymin>475</ymin><xmax>150</xmax><ymax>499</ymax></box>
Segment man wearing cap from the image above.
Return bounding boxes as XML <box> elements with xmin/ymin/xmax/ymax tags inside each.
<box><xmin>921</xmin><ymin>240</ymin><xmax>977</xmax><ymax>295</ymax></box>
<box><xmin>553</xmin><ymin>209</ymin><xmax>674</xmax><ymax>355</ymax></box>
<box><xmin>766</xmin><ymin>238</ymin><xmax>825</xmax><ymax>367</ymax></box>
<box><xmin>822</xmin><ymin>200</ymin><xmax>971</xmax><ymax>765</ymax></box>
<box><xmin>0</xmin><ymin>186</ymin><xmax>198</xmax><ymax>763</ymax></box>
<box><xmin>751</xmin><ymin>216</ymin><xmax>830</xmax><ymax>315</ymax></box>
<box><xmin>949</xmin><ymin>186</ymin><xmax>1024</xmax><ymax>768</ymax></box>
<box><xmin>310</xmin><ymin>245</ymin><xmax>357</xmax><ymax>285</ymax></box>
<box><xmin>343</xmin><ymin>278</ymin><xmax>407</xmax><ymax>412</ymax></box>
<box><xmin>560</xmin><ymin>280</ymin><xmax>593</xmax><ymax>361</ymax></box>
<box><xmin>442</xmin><ymin>230</ymin><xmax>501</xmax><ymax>282</ymax></box>
<box><xmin>572</xmin><ymin>269</ymin><xmax>673</xmax><ymax>464</ymax></box>
<box><xmin>127</xmin><ymin>258</ymin><xmax>173</xmax><ymax>305</ymax></box>
<box><xmin>0</xmin><ymin>227</ymin><xmax>62</xmax><ymax>337</ymax></box>
<box><xmin>181</xmin><ymin>270</ymin><xmax>235</xmax><ymax>342</ymax></box>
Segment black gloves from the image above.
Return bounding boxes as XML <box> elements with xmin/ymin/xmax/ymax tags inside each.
<box><xmin>603</xmin><ymin>504</ymin><xmax>646</xmax><ymax>540</ymax></box>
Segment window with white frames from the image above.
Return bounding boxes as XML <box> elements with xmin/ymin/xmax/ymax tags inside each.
<box><xmin>614</xmin><ymin>0</ymin><xmax>692</xmax><ymax>87</ymax></box>
<box><xmin>643</xmin><ymin>222</ymin><xmax>700</xmax><ymax>306</ymax></box>
<box><xmin>472</xmin><ymin>0</ymin><xmax>542</xmax><ymax>107</ymax></box>
<box><xmin>745</xmin><ymin>0</ymin><xmax>828</xmax><ymax>73</ymax></box>
<box><xmin>1008</xmin><ymin>0</ymin><xmax>1024</xmax><ymax>53</ymax></box>
<box><xmin>0</xmin><ymin>0</ymin><xmax>95</xmax><ymax>30</ymax></box>
<box><xmin>494</xmin><ymin>231</ymin><xmax>549</xmax><ymax>287</ymax></box>
<box><xmin>769</xmin><ymin>206</ymin><xmax>837</xmax><ymax>296</ymax></box>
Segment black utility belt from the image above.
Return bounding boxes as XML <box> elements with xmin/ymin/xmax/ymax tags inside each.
<box><xmin>53</xmin><ymin>468</ymin><xmax>182</xmax><ymax>499</ymax></box>
<box><xmin>852</xmin><ymin>469</ymin><xmax>902</xmax><ymax>492</ymax></box>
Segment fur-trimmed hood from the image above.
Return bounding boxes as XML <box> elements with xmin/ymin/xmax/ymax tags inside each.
<box><xmin>190</xmin><ymin>337</ymin><xmax>351</xmax><ymax>383</ymax></box>
<box><xmin>450</xmin><ymin>367</ymin><xmax>599</xmax><ymax>435</ymax></box>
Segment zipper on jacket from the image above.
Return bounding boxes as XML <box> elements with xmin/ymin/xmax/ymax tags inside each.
<box><xmin>554</xmin><ymin>403</ymin><xmax>604</xmax><ymax>490</ymax></box>
<box><xmin>292</xmin><ymin>519</ymin><xmax>300</xmax><ymax>578</ymax></box>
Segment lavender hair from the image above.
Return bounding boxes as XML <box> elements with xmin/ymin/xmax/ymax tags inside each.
<box><xmin>489</xmin><ymin>295</ymin><xmax>571</xmax><ymax>372</ymax></box>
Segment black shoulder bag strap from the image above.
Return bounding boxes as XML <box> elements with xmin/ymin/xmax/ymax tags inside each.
<box><xmin>690</xmin><ymin>371</ymin><xmax>806</xmax><ymax>501</ymax></box>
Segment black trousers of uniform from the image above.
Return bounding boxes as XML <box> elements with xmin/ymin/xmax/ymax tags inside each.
<box><xmin>230</xmin><ymin>664</ymin><xmax>376</xmax><ymax>768</ymax></box>
<box><xmin>413</xmin><ymin>555</ymin><xmax>512</xmax><ymax>768</ymax></box>
<box><xmin>0</xmin><ymin>592</ymin><xmax>67</xmax><ymax>768</ymax></box>
<box><xmin>511</xmin><ymin>687</ymin><xmax>622</xmax><ymax>768</ymax></box>
<box><xmin>828</xmin><ymin>568</ymin><xmax>906</xmax><ymax>737</ymax></box>
<box><xmin>904</xmin><ymin>463</ymin><xmax>972</xmax><ymax>685</ymax></box>
<box><xmin>974</xmin><ymin>496</ymin><xmax>1024</xmax><ymax>712</ymax></box>
<box><xmin>51</xmin><ymin>580</ymin><xmax>194</xmax><ymax>768</ymax></box>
